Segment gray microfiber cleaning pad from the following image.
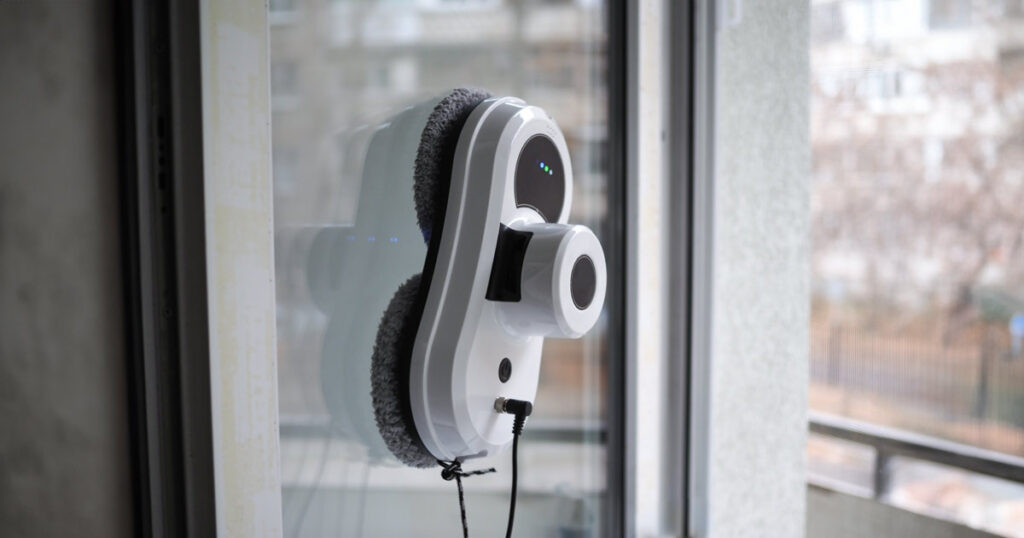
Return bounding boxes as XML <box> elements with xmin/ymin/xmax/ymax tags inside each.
<box><xmin>371</xmin><ymin>88</ymin><xmax>492</xmax><ymax>467</ymax></box>
<box><xmin>370</xmin><ymin>273</ymin><xmax>436</xmax><ymax>468</ymax></box>
<box><xmin>413</xmin><ymin>87</ymin><xmax>492</xmax><ymax>242</ymax></box>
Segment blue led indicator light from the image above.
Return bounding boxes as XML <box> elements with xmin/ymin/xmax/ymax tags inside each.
<box><xmin>389</xmin><ymin>237</ymin><xmax>398</xmax><ymax>243</ymax></box>
<box><xmin>368</xmin><ymin>236</ymin><xmax>376</xmax><ymax>242</ymax></box>
<box><xmin>539</xmin><ymin>161</ymin><xmax>545</xmax><ymax>169</ymax></box>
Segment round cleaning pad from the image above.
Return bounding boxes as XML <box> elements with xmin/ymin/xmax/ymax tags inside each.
<box><xmin>370</xmin><ymin>274</ymin><xmax>437</xmax><ymax>467</ymax></box>
<box><xmin>413</xmin><ymin>87</ymin><xmax>492</xmax><ymax>242</ymax></box>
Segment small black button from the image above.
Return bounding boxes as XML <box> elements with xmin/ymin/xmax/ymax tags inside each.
<box><xmin>498</xmin><ymin>358</ymin><xmax>512</xmax><ymax>383</ymax></box>
<box><xmin>570</xmin><ymin>255</ymin><xmax>597</xmax><ymax>309</ymax></box>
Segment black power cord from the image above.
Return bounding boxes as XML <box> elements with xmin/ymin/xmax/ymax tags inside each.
<box><xmin>438</xmin><ymin>398</ymin><xmax>533</xmax><ymax>538</ymax></box>
<box><xmin>495</xmin><ymin>398</ymin><xmax>533</xmax><ymax>538</ymax></box>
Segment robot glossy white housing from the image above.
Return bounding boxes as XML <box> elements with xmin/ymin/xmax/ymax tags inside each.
<box><xmin>409</xmin><ymin>96</ymin><xmax>607</xmax><ymax>462</ymax></box>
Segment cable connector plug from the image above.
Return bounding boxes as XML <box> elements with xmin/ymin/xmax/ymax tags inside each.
<box><xmin>494</xmin><ymin>397</ymin><xmax>533</xmax><ymax>417</ymax></box>
<box><xmin>494</xmin><ymin>397</ymin><xmax>532</xmax><ymax>435</ymax></box>
<box><xmin>494</xmin><ymin>397</ymin><xmax>533</xmax><ymax>538</ymax></box>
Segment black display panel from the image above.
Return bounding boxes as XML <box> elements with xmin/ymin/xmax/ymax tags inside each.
<box><xmin>514</xmin><ymin>135</ymin><xmax>565</xmax><ymax>222</ymax></box>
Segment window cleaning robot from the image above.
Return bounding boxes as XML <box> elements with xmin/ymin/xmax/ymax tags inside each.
<box><xmin>310</xmin><ymin>88</ymin><xmax>606</xmax><ymax>536</ymax></box>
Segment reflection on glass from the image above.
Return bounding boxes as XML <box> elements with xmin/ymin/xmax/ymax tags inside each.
<box><xmin>271</xmin><ymin>1</ymin><xmax>609</xmax><ymax>536</ymax></box>
<box><xmin>809</xmin><ymin>0</ymin><xmax>1024</xmax><ymax>534</ymax></box>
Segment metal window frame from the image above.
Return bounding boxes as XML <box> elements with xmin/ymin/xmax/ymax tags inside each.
<box><xmin>686</xmin><ymin>0</ymin><xmax>717</xmax><ymax>536</ymax></box>
<box><xmin>667</xmin><ymin>1</ymin><xmax>700</xmax><ymax>535</ymax></box>
<box><xmin>115</xmin><ymin>1</ymin><xmax>216</xmax><ymax>536</ymax></box>
<box><xmin>619</xmin><ymin>0</ymin><xmax>715</xmax><ymax>536</ymax></box>
<box><xmin>606</xmin><ymin>0</ymin><xmax>629</xmax><ymax>535</ymax></box>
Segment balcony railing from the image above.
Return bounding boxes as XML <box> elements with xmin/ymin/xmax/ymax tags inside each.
<box><xmin>809</xmin><ymin>410</ymin><xmax>1024</xmax><ymax>499</ymax></box>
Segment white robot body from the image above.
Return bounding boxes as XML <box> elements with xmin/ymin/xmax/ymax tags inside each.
<box><xmin>408</xmin><ymin>97</ymin><xmax>607</xmax><ymax>461</ymax></box>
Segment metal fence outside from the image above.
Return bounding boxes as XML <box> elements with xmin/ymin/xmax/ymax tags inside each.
<box><xmin>809</xmin><ymin>324</ymin><xmax>1024</xmax><ymax>456</ymax></box>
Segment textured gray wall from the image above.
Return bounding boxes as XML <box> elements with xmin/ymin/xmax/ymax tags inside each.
<box><xmin>807</xmin><ymin>487</ymin><xmax>998</xmax><ymax>538</ymax></box>
<box><xmin>0</xmin><ymin>2</ymin><xmax>133</xmax><ymax>537</ymax></box>
<box><xmin>708</xmin><ymin>1</ymin><xmax>810</xmax><ymax>537</ymax></box>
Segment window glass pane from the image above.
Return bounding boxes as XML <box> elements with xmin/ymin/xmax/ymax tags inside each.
<box><xmin>809</xmin><ymin>0</ymin><xmax>1024</xmax><ymax>533</ymax></box>
<box><xmin>270</xmin><ymin>1</ymin><xmax>610</xmax><ymax>536</ymax></box>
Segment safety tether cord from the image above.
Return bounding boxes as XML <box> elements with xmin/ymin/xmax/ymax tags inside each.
<box><xmin>439</xmin><ymin>459</ymin><xmax>496</xmax><ymax>538</ymax></box>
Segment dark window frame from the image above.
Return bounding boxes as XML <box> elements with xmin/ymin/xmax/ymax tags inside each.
<box><xmin>115</xmin><ymin>1</ymin><xmax>215</xmax><ymax>535</ymax></box>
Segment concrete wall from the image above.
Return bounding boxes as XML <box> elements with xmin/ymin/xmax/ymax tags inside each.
<box><xmin>706</xmin><ymin>1</ymin><xmax>811</xmax><ymax>537</ymax></box>
<box><xmin>807</xmin><ymin>487</ymin><xmax>998</xmax><ymax>538</ymax></box>
<box><xmin>0</xmin><ymin>2</ymin><xmax>133</xmax><ymax>537</ymax></box>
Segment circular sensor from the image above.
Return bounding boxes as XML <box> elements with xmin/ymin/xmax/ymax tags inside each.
<box><xmin>570</xmin><ymin>255</ymin><xmax>597</xmax><ymax>310</ymax></box>
<box><xmin>498</xmin><ymin>357</ymin><xmax>512</xmax><ymax>383</ymax></box>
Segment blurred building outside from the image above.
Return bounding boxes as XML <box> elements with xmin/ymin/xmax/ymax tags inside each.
<box><xmin>809</xmin><ymin>0</ymin><xmax>1024</xmax><ymax>535</ymax></box>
